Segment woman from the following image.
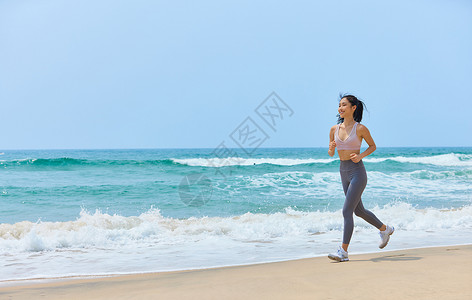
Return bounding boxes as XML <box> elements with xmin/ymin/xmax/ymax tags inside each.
<box><xmin>327</xmin><ymin>94</ymin><xmax>394</xmax><ymax>262</ymax></box>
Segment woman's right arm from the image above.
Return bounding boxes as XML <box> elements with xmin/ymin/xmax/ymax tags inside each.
<box><xmin>328</xmin><ymin>125</ymin><xmax>336</xmax><ymax>157</ymax></box>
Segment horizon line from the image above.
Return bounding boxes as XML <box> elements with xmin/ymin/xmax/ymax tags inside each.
<box><xmin>1</xmin><ymin>145</ymin><xmax>471</xmax><ymax>151</ymax></box>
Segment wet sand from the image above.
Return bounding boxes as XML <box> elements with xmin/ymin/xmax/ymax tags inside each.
<box><xmin>1</xmin><ymin>245</ymin><xmax>471</xmax><ymax>300</ymax></box>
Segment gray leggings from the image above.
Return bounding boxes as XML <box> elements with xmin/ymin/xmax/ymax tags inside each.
<box><xmin>340</xmin><ymin>159</ymin><xmax>383</xmax><ymax>244</ymax></box>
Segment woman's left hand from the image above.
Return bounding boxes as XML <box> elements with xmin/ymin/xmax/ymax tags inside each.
<box><xmin>350</xmin><ymin>153</ymin><xmax>362</xmax><ymax>163</ymax></box>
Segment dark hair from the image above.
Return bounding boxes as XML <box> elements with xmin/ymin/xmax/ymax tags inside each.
<box><xmin>336</xmin><ymin>93</ymin><xmax>368</xmax><ymax>124</ymax></box>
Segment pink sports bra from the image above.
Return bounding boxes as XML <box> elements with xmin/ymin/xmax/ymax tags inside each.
<box><xmin>335</xmin><ymin>122</ymin><xmax>362</xmax><ymax>150</ymax></box>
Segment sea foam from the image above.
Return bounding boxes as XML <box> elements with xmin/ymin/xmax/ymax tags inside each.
<box><xmin>1</xmin><ymin>203</ymin><xmax>470</xmax><ymax>253</ymax></box>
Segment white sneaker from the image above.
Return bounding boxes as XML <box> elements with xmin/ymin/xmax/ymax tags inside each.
<box><xmin>328</xmin><ymin>246</ymin><xmax>349</xmax><ymax>262</ymax></box>
<box><xmin>379</xmin><ymin>225</ymin><xmax>394</xmax><ymax>249</ymax></box>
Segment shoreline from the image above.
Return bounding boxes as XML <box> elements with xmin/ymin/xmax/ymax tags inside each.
<box><xmin>2</xmin><ymin>242</ymin><xmax>471</xmax><ymax>287</ymax></box>
<box><xmin>1</xmin><ymin>244</ymin><xmax>471</xmax><ymax>299</ymax></box>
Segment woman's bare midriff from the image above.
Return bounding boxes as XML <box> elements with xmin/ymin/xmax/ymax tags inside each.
<box><xmin>338</xmin><ymin>149</ymin><xmax>361</xmax><ymax>161</ymax></box>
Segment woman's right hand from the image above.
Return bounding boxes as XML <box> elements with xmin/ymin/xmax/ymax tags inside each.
<box><xmin>329</xmin><ymin>140</ymin><xmax>337</xmax><ymax>151</ymax></box>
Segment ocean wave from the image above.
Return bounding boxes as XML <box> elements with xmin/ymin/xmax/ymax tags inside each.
<box><xmin>173</xmin><ymin>157</ymin><xmax>337</xmax><ymax>167</ymax></box>
<box><xmin>1</xmin><ymin>203</ymin><xmax>470</xmax><ymax>253</ymax></box>
<box><xmin>363</xmin><ymin>153</ymin><xmax>472</xmax><ymax>166</ymax></box>
<box><xmin>0</xmin><ymin>158</ymin><xmax>179</xmax><ymax>168</ymax></box>
<box><xmin>174</xmin><ymin>153</ymin><xmax>472</xmax><ymax>167</ymax></box>
<box><xmin>1</xmin><ymin>153</ymin><xmax>470</xmax><ymax>168</ymax></box>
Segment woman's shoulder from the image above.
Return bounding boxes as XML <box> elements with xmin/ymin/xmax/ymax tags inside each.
<box><xmin>356</xmin><ymin>123</ymin><xmax>370</xmax><ymax>133</ymax></box>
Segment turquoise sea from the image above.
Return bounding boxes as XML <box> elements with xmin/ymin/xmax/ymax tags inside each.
<box><xmin>1</xmin><ymin>147</ymin><xmax>471</xmax><ymax>282</ymax></box>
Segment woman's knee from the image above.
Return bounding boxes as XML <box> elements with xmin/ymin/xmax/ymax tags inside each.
<box><xmin>343</xmin><ymin>206</ymin><xmax>354</xmax><ymax>218</ymax></box>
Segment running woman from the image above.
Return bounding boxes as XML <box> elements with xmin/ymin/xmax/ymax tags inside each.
<box><xmin>327</xmin><ymin>94</ymin><xmax>394</xmax><ymax>262</ymax></box>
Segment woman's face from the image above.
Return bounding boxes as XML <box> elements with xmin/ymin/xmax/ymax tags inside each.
<box><xmin>338</xmin><ymin>98</ymin><xmax>356</xmax><ymax>119</ymax></box>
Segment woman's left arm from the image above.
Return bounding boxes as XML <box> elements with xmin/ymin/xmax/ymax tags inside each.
<box><xmin>357</xmin><ymin>124</ymin><xmax>376</xmax><ymax>159</ymax></box>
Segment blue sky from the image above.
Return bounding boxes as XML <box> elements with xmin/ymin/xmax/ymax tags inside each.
<box><xmin>1</xmin><ymin>0</ymin><xmax>471</xmax><ymax>149</ymax></box>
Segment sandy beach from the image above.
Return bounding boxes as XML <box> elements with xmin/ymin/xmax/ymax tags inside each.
<box><xmin>1</xmin><ymin>244</ymin><xmax>471</xmax><ymax>300</ymax></box>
